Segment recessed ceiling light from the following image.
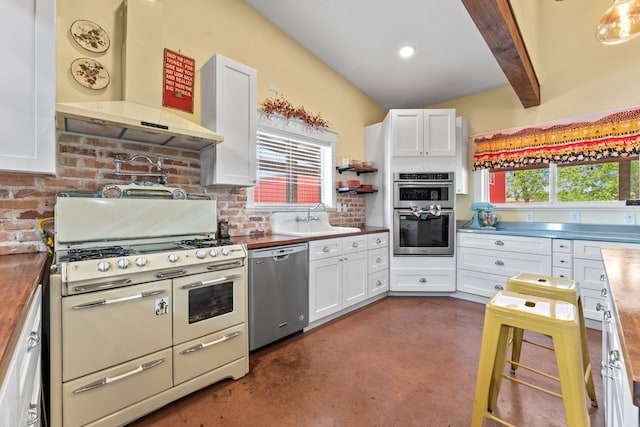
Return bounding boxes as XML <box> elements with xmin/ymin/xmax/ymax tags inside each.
<box><xmin>399</xmin><ymin>45</ymin><xmax>415</xmax><ymax>58</ymax></box>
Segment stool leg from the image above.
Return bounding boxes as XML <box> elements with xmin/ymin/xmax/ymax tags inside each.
<box><xmin>488</xmin><ymin>324</ymin><xmax>511</xmax><ymax>412</ymax></box>
<box><xmin>553</xmin><ymin>327</ymin><xmax>591</xmax><ymax>427</ymax></box>
<box><xmin>578</xmin><ymin>298</ymin><xmax>598</xmax><ymax>407</ymax></box>
<box><xmin>510</xmin><ymin>327</ymin><xmax>524</xmax><ymax>374</ymax></box>
<box><xmin>472</xmin><ymin>313</ymin><xmax>504</xmax><ymax>426</ymax></box>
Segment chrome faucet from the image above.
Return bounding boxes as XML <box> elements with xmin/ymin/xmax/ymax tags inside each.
<box><xmin>296</xmin><ymin>202</ymin><xmax>326</xmax><ymax>223</ymax></box>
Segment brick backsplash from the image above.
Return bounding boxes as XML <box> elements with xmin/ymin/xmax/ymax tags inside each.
<box><xmin>0</xmin><ymin>133</ymin><xmax>367</xmax><ymax>255</ymax></box>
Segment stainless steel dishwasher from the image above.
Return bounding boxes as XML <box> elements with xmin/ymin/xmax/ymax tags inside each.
<box><xmin>248</xmin><ymin>243</ymin><xmax>309</xmax><ymax>351</ymax></box>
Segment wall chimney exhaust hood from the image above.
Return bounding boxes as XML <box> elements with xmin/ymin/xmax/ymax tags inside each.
<box><xmin>55</xmin><ymin>0</ymin><xmax>223</xmax><ymax>151</ymax></box>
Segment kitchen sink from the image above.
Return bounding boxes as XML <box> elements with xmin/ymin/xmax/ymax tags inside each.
<box><xmin>271</xmin><ymin>211</ymin><xmax>360</xmax><ymax>237</ymax></box>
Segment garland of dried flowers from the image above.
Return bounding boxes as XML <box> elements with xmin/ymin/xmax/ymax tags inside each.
<box><xmin>261</xmin><ymin>95</ymin><xmax>329</xmax><ymax>129</ymax></box>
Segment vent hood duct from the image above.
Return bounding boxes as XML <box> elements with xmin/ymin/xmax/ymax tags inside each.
<box><xmin>55</xmin><ymin>0</ymin><xmax>222</xmax><ymax>151</ymax></box>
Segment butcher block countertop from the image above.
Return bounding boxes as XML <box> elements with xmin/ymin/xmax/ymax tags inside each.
<box><xmin>602</xmin><ymin>248</ymin><xmax>640</xmax><ymax>406</ymax></box>
<box><xmin>232</xmin><ymin>226</ymin><xmax>389</xmax><ymax>250</ymax></box>
<box><xmin>0</xmin><ymin>252</ymin><xmax>49</xmax><ymax>385</ymax></box>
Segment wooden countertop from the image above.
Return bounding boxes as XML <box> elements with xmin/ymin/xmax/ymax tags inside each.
<box><xmin>231</xmin><ymin>227</ymin><xmax>389</xmax><ymax>250</ymax></box>
<box><xmin>0</xmin><ymin>252</ymin><xmax>49</xmax><ymax>385</ymax></box>
<box><xmin>601</xmin><ymin>248</ymin><xmax>640</xmax><ymax>406</ymax></box>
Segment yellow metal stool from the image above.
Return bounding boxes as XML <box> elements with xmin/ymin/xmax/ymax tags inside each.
<box><xmin>507</xmin><ymin>272</ymin><xmax>597</xmax><ymax>408</ymax></box>
<box><xmin>471</xmin><ymin>291</ymin><xmax>590</xmax><ymax>427</ymax></box>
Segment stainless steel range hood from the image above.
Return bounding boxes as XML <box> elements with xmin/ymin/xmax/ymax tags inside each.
<box><xmin>55</xmin><ymin>0</ymin><xmax>223</xmax><ymax>151</ymax></box>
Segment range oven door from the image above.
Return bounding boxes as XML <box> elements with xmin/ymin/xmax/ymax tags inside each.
<box><xmin>393</xmin><ymin>209</ymin><xmax>454</xmax><ymax>256</ymax></box>
<box><xmin>172</xmin><ymin>263</ymin><xmax>246</xmax><ymax>345</ymax></box>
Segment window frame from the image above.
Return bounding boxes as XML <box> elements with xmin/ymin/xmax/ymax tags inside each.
<box><xmin>246</xmin><ymin>114</ymin><xmax>337</xmax><ymax>211</ymax></box>
<box><xmin>474</xmin><ymin>157</ymin><xmax>639</xmax><ymax>211</ymax></box>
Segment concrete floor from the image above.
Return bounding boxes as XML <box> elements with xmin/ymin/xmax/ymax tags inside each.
<box><xmin>129</xmin><ymin>297</ymin><xmax>604</xmax><ymax>426</ymax></box>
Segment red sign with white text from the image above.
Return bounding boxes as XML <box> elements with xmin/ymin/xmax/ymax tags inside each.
<box><xmin>162</xmin><ymin>49</ymin><xmax>195</xmax><ymax>113</ymax></box>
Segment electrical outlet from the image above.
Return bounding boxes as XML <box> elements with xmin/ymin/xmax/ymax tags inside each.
<box><xmin>336</xmin><ymin>204</ymin><xmax>342</xmax><ymax>213</ymax></box>
<box><xmin>524</xmin><ymin>212</ymin><xmax>534</xmax><ymax>222</ymax></box>
<box><xmin>625</xmin><ymin>213</ymin><xmax>635</xmax><ymax>225</ymax></box>
<box><xmin>569</xmin><ymin>212</ymin><xmax>581</xmax><ymax>223</ymax></box>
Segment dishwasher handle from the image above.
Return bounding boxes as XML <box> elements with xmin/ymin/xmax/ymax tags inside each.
<box><xmin>249</xmin><ymin>243</ymin><xmax>308</xmax><ymax>260</ymax></box>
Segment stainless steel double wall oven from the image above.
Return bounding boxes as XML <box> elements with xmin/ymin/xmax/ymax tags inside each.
<box><xmin>393</xmin><ymin>172</ymin><xmax>455</xmax><ymax>256</ymax></box>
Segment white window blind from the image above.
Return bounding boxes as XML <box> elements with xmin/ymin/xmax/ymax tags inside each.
<box><xmin>253</xmin><ymin>130</ymin><xmax>333</xmax><ymax>207</ymax></box>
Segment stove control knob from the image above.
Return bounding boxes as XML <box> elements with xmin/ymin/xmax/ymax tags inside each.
<box><xmin>195</xmin><ymin>250</ymin><xmax>206</xmax><ymax>259</ymax></box>
<box><xmin>97</xmin><ymin>262</ymin><xmax>111</xmax><ymax>272</ymax></box>
<box><xmin>209</xmin><ymin>249</ymin><xmax>218</xmax><ymax>257</ymax></box>
<box><xmin>135</xmin><ymin>257</ymin><xmax>148</xmax><ymax>267</ymax></box>
<box><xmin>117</xmin><ymin>259</ymin><xmax>130</xmax><ymax>269</ymax></box>
<box><xmin>168</xmin><ymin>253</ymin><xmax>179</xmax><ymax>263</ymax></box>
<box><xmin>221</xmin><ymin>248</ymin><xmax>230</xmax><ymax>256</ymax></box>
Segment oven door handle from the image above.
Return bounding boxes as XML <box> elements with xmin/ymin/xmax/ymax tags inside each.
<box><xmin>71</xmin><ymin>289</ymin><xmax>166</xmax><ymax>310</ymax></box>
<box><xmin>72</xmin><ymin>357</ymin><xmax>167</xmax><ymax>394</ymax></box>
<box><xmin>180</xmin><ymin>274</ymin><xmax>241</xmax><ymax>290</ymax></box>
<box><xmin>180</xmin><ymin>331</ymin><xmax>242</xmax><ymax>355</ymax></box>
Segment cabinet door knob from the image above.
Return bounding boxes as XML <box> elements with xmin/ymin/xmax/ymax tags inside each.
<box><xmin>494</xmin><ymin>260</ymin><xmax>504</xmax><ymax>266</ymax></box>
<box><xmin>494</xmin><ymin>240</ymin><xmax>504</xmax><ymax>246</ymax></box>
<box><xmin>600</xmin><ymin>273</ymin><xmax>605</xmax><ymax>281</ymax></box>
<box><xmin>419</xmin><ymin>278</ymin><xmax>427</xmax><ymax>283</ymax></box>
<box><xmin>376</xmin><ymin>257</ymin><xmax>382</xmax><ymax>263</ymax></box>
<box><xmin>494</xmin><ymin>284</ymin><xmax>504</xmax><ymax>290</ymax></box>
<box><xmin>596</xmin><ymin>303</ymin><xmax>605</xmax><ymax>312</ymax></box>
<box><xmin>560</xmin><ymin>259</ymin><xmax>566</xmax><ymax>263</ymax></box>
<box><xmin>376</xmin><ymin>238</ymin><xmax>381</xmax><ymax>244</ymax></box>
<box><xmin>601</xmin><ymin>288</ymin><xmax>608</xmax><ymax>297</ymax></box>
<box><xmin>352</xmin><ymin>242</ymin><xmax>358</xmax><ymax>248</ymax></box>
<box><xmin>27</xmin><ymin>331</ymin><xmax>40</xmax><ymax>350</ymax></box>
<box><xmin>609</xmin><ymin>350</ymin><xmax>621</xmax><ymax>368</ymax></box>
<box><xmin>322</xmin><ymin>247</ymin><xmax>330</xmax><ymax>253</ymax></box>
<box><xmin>376</xmin><ymin>280</ymin><xmax>382</xmax><ymax>287</ymax></box>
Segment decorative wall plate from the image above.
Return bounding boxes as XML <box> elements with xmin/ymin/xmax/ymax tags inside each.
<box><xmin>71</xmin><ymin>58</ymin><xmax>110</xmax><ymax>90</ymax></box>
<box><xmin>70</xmin><ymin>19</ymin><xmax>110</xmax><ymax>53</ymax></box>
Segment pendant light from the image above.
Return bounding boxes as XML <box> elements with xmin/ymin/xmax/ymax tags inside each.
<box><xmin>596</xmin><ymin>0</ymin><xmax>640</xmax><ymax>45</ymax></box>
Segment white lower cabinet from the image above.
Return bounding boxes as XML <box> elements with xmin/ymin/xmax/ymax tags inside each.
<box><xmin>601</xmin><ymin>284</ymin><xmax>638</xmax><ymax>426</ymax></box>
<box><xmin>456</xmin><ymin>232</ymin><xmax>552</xmax><ymax>297</ymax></box>
<box><xmin>574</xmin><ymin>240</ymin><xmax>640</xmax><ymax>321</ymax></box>
<box><xmin>309</xmin><ymin>232</ymin><xmax>389</xmax><ymax>325</ymax></box>
<box><xmin>0</xmin><ymin>285</ymin><xmax>42</xmax><ymax>427</ymax></box>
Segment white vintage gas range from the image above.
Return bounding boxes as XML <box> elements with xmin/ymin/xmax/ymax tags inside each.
<box><xmin>47</xmin><ymin>184</ymin><xmax>248</xmax><ymax>426</ymax></box>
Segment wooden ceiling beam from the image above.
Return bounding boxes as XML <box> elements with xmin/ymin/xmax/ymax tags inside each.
<box><xmin>461</xmin><ymin>0</ymin><xmax>540</xmax><ymax>108</ymax></box>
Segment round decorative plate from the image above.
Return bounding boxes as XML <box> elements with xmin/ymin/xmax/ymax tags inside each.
<box><xmin>70</xmin><ymin>58</ymin><xmax>110</xmax><ymax>90</ymax></box>
<box><xmin>70</xmin><ymin>19</ymin><xmax>110</xmax><ymax>53</ymax></box>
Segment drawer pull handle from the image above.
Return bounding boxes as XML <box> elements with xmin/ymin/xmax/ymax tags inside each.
<box><xmin>376</xmin><ymin>257</ymin><xmax>382</xmax><ymax>263</ymax></box>
<box><xmin>73</xmin><ymin>357</ymin><xmax>167</xmax><ymax>394</ymax></box>
<box><xmin>494</xmin><ymin>284</ymin><xmax>504</xmax><ymax>290</ymax></box>
<box><xmin>26</xmin><ymin>404</ymin><xmax>39</xmax><ymax>426</ymax></box>
<box><xmin>376</xmin><ymin>280</ymin><xmax>382</xmax><ymax>287</ymax></box>
<box><xmin>376</xmin><ymin>238</ymin><xmax>381</xmax><ymax>244</ymax></box>
<box><xmin>323</xmin><ymin>247</ymin><xmax>330</xmax><ymax>253</ymax></box>
<box><xmin>494</xmin><ymin>240</ymin><xmax>504</xmax><ymax>246</ymax></box>
<box><xmin>419</xmin><ymin>278</ymin><xmax>427</xmax><ymax>283</ymax></box>
<box><xmin>596</xmin><ymin>303</ymin><xmax>605</xmax><ymax>312</ymax></box>
<box><xmin>600</xmin><ymin>274</ymin><xmax>605</xmax><ymax>282</ymax></box>
<box><xmin>494</xmin><ymin>260</ymin><xmax>504</xmax><ymax>266</ymax></box>
<box><xmin>601</xmin><ymin>288</ymin><xmax>608</xmax><ymax>297</ymax></box>
<box><xmin>560</xmin><ymin>259</ymin><xmax>566</xmax><ymax>263</ymax></box>
<box><xmin>27</xmin><ymin>331</ymin><xmax>40</xmax><ymax>350</ymax></box>
<box><xmin>609</xmin><ymin>350</ymin><xmax>621</xmax><ymax>368</ymax></box>
<box><xmin>72</xmin><ymin>289</ymin><xmax>166</xmax><ymax>310</ymax></box>
<box><xmin>181</xmin><ymin>331</ymin><xmax>242</xmax><ymax>355</ymax></box>
<box><xmin>155</xmin><ymin>268</ymin><xmax>188</xmax><ymax>279</ymax></box>
<box><xmin>352</xmin><ymin>242</ymin><xmax>359</xmax><ymax>248</ymax></box>
<box><xmin>559</xmin><ymin>274</ymin><xmax>565</xmax><ymax>278</ymax></box>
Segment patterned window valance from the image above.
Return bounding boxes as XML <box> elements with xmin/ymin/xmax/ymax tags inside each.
<box><xmin>473</xmin><ymin>108</ymin><xmax>640</xmax><ymax>170</ymax></box>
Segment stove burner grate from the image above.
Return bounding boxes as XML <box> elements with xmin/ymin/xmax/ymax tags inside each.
<box><xmin>179</xmin><ymin>238</ymin><xmax>233</xmax><ymax>249</ymax></box>
<box><xmin>64</xmin><ymin>246</ymin><xmax>132</xmax><ymax>262</ymax></box>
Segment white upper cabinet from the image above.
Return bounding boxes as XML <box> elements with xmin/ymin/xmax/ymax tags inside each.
<box><xmin>0</xmin><ymin>0</ymin><xmax>56</xmax><ymax>174</ymax></box>
<box><xmin>200</xmin><ymin>54</ymin><xmax>257</xmax><ymax>186</ymax></box>
<box><xmin>390</xmin><ymin>109</ymin><xmax>455</xmax><ymax>157</ymax></box>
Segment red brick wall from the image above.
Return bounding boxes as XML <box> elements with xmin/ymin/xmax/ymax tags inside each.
<box><xmin>0</xmin><ymin>133</ymin><xmax>366</xmax><ymax>255</ymax></box>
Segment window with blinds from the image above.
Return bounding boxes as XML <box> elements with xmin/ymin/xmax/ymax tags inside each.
<box><xmin>252</xmin><ymin>130</ymin><xmax>333</xmax><ymax>207</ymax></box>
